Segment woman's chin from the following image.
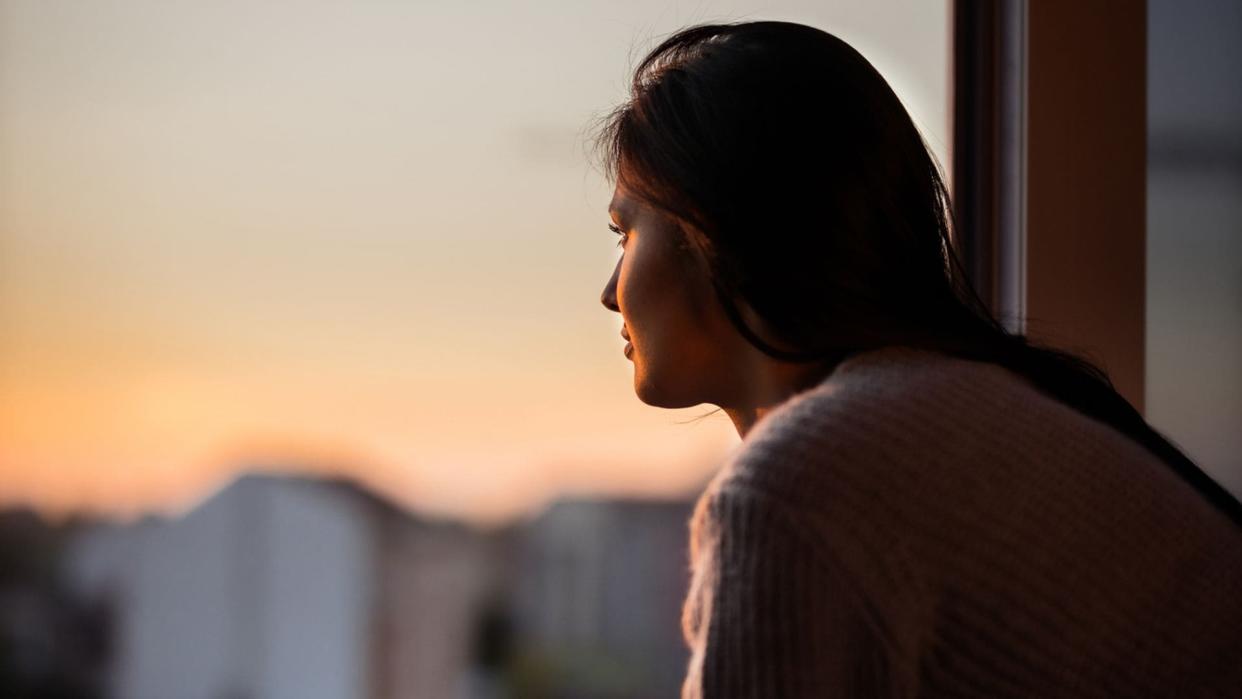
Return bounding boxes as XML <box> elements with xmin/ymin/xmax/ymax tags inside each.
<box><xmin>633</xmin><ymin>370</ymin><xmax>704</xmax><ymax>409</ymax></box>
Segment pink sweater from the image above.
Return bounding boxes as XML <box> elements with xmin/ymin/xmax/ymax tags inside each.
<box><xmin>680</xmin><ymin>345</ymin><xmax>1242</xmax><ymax>697</ymax></box>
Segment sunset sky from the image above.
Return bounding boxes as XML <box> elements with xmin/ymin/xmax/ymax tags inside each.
<box><xmin>0</xmin><ymin>0</ymin><xmax>949</xmax><ymax>524</ymax></box>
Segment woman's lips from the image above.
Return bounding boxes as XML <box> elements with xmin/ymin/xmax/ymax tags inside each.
<box><xmin>624</xmin><ymin>341</ymin><xmax>633</xmax><ymax>359</ymax></box>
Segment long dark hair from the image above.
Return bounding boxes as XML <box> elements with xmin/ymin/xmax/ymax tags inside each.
<box><xmin>595</xmin><ymin>21</ymin><xmax>1242</xmax><ymax>528</ymax></box>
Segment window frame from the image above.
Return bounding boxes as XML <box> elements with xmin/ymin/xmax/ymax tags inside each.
<box><xmin>952</xmin><ymin>0</ymin><xmax>1148</xmax><ymax>412</ymax></box>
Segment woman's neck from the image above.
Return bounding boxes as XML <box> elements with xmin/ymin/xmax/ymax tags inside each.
<box><xmin>722</xmin><ymin>351</ymin><xmax>843</xmax><ymax>438</ymax></box>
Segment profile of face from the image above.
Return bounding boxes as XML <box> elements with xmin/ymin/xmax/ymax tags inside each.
<box><xmin>599</xmin><ymin>184</ymin><xmax>744</xmax><ymax>409</ymax></box>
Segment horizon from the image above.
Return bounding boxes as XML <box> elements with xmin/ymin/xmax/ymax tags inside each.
<box><xmin>2</xmin><ymin>465</ymin><xmax>708</xmax><ymax>533</ymax></box>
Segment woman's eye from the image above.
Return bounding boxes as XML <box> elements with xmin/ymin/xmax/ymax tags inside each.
<box><xmin>609</xmin><ymin>223</ymin><xmax>628</xmax><ymax>248</ymax></box>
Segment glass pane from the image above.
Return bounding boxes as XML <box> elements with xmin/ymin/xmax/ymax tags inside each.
<box><xmin>1146</xmin><ymin>0</ymin><xmax>1242</xmax><ymax>498</ymax></box>
<box><xmin>0</xmin><ymin>4</ymin><xmax>950</xmax><ymax>698</ymax></box>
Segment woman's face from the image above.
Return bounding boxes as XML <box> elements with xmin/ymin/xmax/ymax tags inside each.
<box><xmin>599</xmin><ymin>183</ymin><xmax>742</xmax><ymax>408</ymax></box>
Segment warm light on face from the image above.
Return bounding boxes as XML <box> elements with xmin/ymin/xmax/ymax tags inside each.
<box><xmin>600</xmin><ymin>185</ymin><xmax>741</xmax><ymax>410</ymax></box>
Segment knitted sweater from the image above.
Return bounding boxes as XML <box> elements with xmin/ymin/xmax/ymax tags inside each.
<box><xmin>680</xmin><ymin>345</ymin><xmax>1242</xmax><ymax>698</ymax></box>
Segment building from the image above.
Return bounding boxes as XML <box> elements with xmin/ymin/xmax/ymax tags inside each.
<box><xmin>508</xmin><ymin>497</ymin><xmax>695</xmax><ymax>698</ymax></box>
<box><xmin>11</xmin><ymin>472</ymin><xmax>701</xmax><ymax>699</ymax></box>
<box><xmin>63</xmin><ymin>473</ymin><xmax>502</xmax><ymax>699</ymax></box>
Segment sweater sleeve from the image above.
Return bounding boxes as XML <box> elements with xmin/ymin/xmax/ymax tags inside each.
<box><xmin>680</xmin><ymin>482</ymin><xmax>899</xmax><ymax>698</ymax></box>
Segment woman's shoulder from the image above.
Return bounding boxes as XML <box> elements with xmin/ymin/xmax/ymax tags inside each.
<box><xmin>711</xmin><ymin>341</ymin><xmax>1213</xmax><ymax>546</ymax></box>
<box><xmin>713</xmin><ymin>342</ymin><xmax>1241</xmax><ymax>558</ymax></box>
<box><xmin>721</xmin><ymin>344</ymin><xmax>1047</xmax><ymax>497</ymax></box>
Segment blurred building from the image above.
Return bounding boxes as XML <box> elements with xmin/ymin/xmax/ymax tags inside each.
<box><xmin>62</xmin><ymin>473</ymin><xmax>503</xmax><ymax>699</ymax></box>
<box><xmin>0</xmin><ymin>508</ymin><xmax>110</xmax><ymax>698</ymax></box>
<box><xmin>0</xmin><ymin>474</ymin><xmax>702</xmax><ymax>699</ymax></box>
<box><xmin>508</xmin><ymin>497</ymin><xmax>694</xmax><ymax>699</ymax></box>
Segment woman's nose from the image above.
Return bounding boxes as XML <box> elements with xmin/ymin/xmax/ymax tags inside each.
<box><xmin>600</xmin><ymin>258</ymin><xmax>620</xmax><ymax>312</ymax></box>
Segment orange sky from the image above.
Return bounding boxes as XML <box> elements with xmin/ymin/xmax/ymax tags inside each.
<box><xmin>0</xmin><ymin>0</ymin><xmax>949</xmax><ymax>524</ymax></box>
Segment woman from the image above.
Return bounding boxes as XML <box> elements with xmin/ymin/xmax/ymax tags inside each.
<box><xmin>595</xmin><ymin>21</ymin><xmax>1242</xmax><ymax>698</ymax></box>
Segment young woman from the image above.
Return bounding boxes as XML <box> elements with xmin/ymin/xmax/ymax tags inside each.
<box><xmin>596</xmin><ymin>21</ymin><xmax>1242</xmax><ymax>697</ymax></box>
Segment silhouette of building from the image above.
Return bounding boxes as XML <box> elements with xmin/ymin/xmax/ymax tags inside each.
<box><xmin>508</xmin><ymin>497</ymin><xmax>694</xmax><ymax>698</ymax></box>
<box><xmin>3</xmin><ymin>473</ymin><xmax>700</xmax><ymax>699</ymax></box>
<box><xmin>0</xmin><ymin>508</ymin><xmax>111</xmax><ymax>697</ymax></box>
<box><xmin>62</xmin><ymin>473</ymin><xmax>503</xmax><ymax>699</ymax></box>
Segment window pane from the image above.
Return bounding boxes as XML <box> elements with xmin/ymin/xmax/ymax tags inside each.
<box><xmin>1146</xmin><ymin>0</ymin><xmax>1242</xmax><ymax>497</ymax></box>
